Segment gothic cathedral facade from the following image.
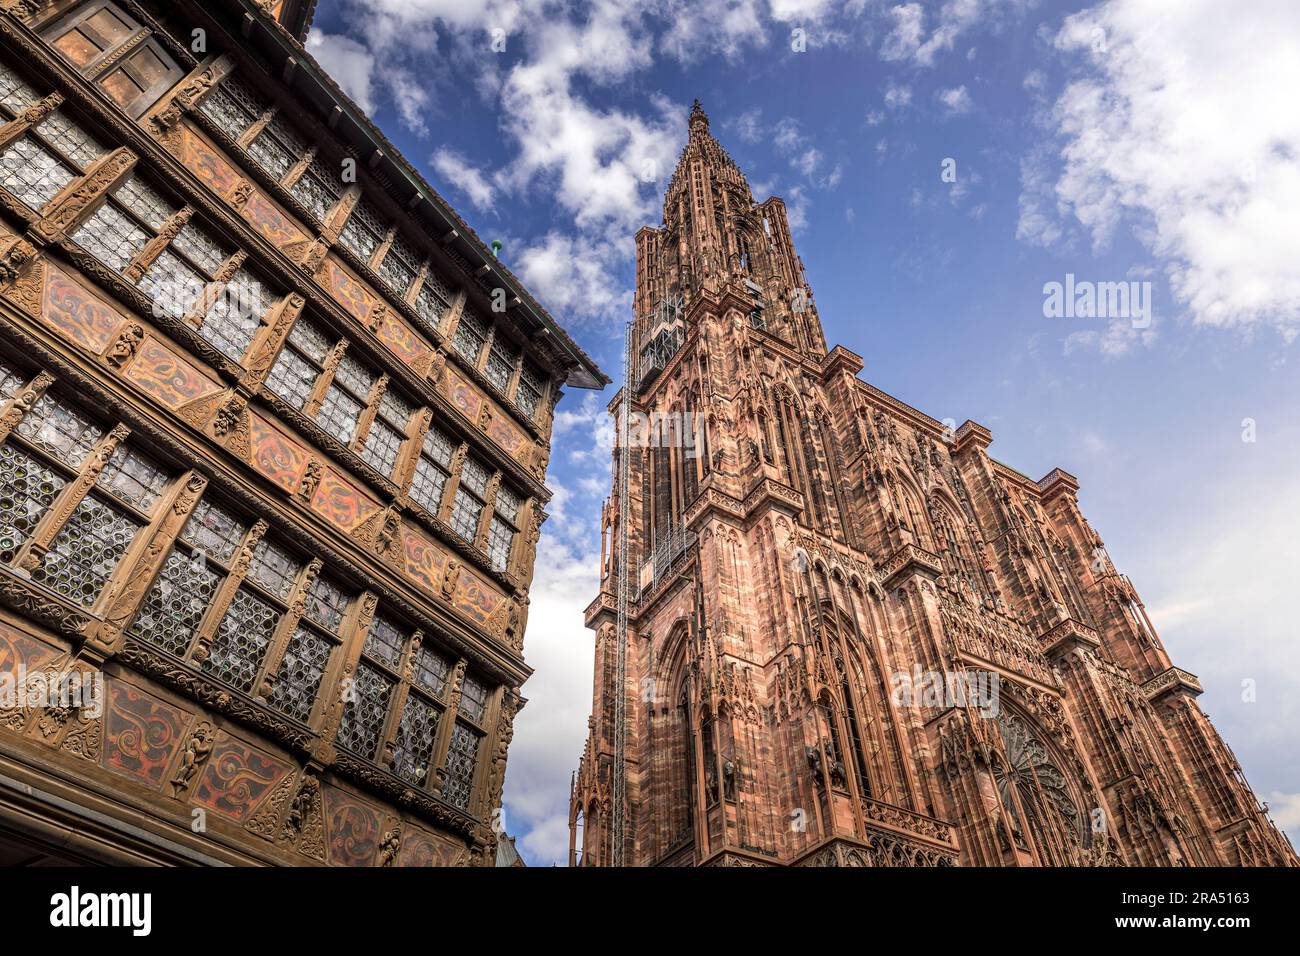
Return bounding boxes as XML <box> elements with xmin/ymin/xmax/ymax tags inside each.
<box><xmin>570</xmin><ymin>102</ymin><xmax>1296</xmax><ymax>868</ymax></box>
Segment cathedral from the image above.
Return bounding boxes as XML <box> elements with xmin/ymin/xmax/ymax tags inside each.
<box><xmin>569</xmin><ymin>101</ymin><xmax>1297</xmax><ymax>868</ymax></box>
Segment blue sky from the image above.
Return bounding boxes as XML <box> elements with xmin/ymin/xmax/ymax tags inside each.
<box><xmin>304</xmin><ymin>0</ymin><xmax>1300</xmax><ymax>865</ymax></box>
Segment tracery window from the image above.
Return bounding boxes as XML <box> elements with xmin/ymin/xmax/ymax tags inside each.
<box><xmin>0</xmin><ymin>62</ymin><xmax>107</xmax><ymax>210</ymax></box>
<box><xmin>42</xmin><ymin>1</ymin><xmax>184</xmax><ymax>118</ymax></box>
<box><xmin>991</xmin><ymin>710</ymin><xmax>1083</xmax><ymax>864</ymax></box>
<box><xmin>0</xmin><ymin>385</ymin><xmax>170</xmax><ymax>608</ymax></box>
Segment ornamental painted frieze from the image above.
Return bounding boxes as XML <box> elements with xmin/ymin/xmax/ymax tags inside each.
<box><xmin>41</xmin><ymin>265</ymin><xmax>127</xmax><ymax>352</ymax></box>
<box><xmin>180</xmin><ymin>124</ymin><xmax>243</xmax><ymax>201</ymax></box>
<box><xmin>0</xmin><ymin>624</ymin><xmax>63</xmax><ymax>733</ymax></box>
<box><xmin>247</xmin><ymin>413</ymin><xmax>314</xmax><ymax>494</ymax></box>
<box><xmin>317</xmin><ymin>257</ymin><xmax>378</xmax><ymax>324</ymax></box>
<box><xmin>122</xmin><ymin>336</ymin><xmax>223</xmax><ymax>410</ymax></box>
<box><xmin>101</xmin><ymin>679</ymin><xmax>194</xmax><ymax>789</ymax></box>
<box><xmin>308</xmin><ymin>466</ymin><xmax>381</xmax><ymax>534</ymax></box>
<box><xmin>441</xmin><ymin>365</ymin><xmax>529</xmax><ymax>461</ymax></box>
<box><xmin>191</xmin><ymin>731</ymin><xmax>295</xmax><ymax>824</ymax></box>
<box><xmin>322</xmin><ymin>784</ymin><xmax>385</xmax><ymax>866</ymax></box>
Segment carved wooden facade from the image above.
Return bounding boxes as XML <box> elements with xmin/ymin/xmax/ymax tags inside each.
<box><xmin>570</xmin><ymin>102</ymin><xmax>1296</xmax><ymax>868</ymax></box>
<box><xmin>0</xmin><ymin>0</ymin><xmax>605</xmax><ymax>865</ymax></box>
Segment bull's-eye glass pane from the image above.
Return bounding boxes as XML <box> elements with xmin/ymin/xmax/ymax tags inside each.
<box><xmin>0</xmin><ymin>443</ymin><xmax>67</xmax><ymax>563</ymax></box>
<box><xmin>268</xmin><ymin>625</ymin><xmax>332</xmax><ymax>723</ymax></box>
<box><xmin>265</xmin><ymin>346</ymin><xmax>316</xmax><ymax>410</ymax></box>
<box><xmin>31</xmin><ymin>495</ymin><xmax>142</xmax><ymax>607</ymax></box>
<box><xmin>200</xmin><ymin>269</ymin><xmax>268</xmax><ymax>361</ymax></box>
<box><xmin>114</xmin><ymin>174</ymin><xmax>178</xmax><ymax>230</ymax></box>
<box><xmin>363</xmin><ymin>614</ymin><xmax>405</xmax><ymax>670</ymax></box>
<box><xmin>487</xmin><ymin>517</ymin><xmax>513</xmax><ymax>572</ymax></box>
<box><xmin>198</xmin><ymin>73</ymin><xmax>266</xmax><ymax>140</ymax></box>
<box><xmin>336</xmin><ymin>662</ymin><xmax>392</xmax><ymax>758</ymax></box>
<box><xmin>0</xmin><ymin>62</ymin><xmax>39</xmax><ymax>114</ymax></box>
<box><xmin>180</xmin><ymin>498</ymin><xmax>247</xmax><ymax>565</ymax></box>
<box><xmin>37</xmin><ymin>111</ymin><xmax>107</xmax><ymax>169</ymax></box>
<box><xmin>15</xmin><ymin>394</ymin><xmax>104</xmax><ymax>468</ymax></box>
<box><xmin>139</xmin><ymin>249</ymin><xmax>205</xmax><ymax>317</ymax></box>
<box><xmin>453</xmin><ymin>309</ymin><xmax>488</xmax><ymax>363</ymax></box>
<box><xmin>248</xmin><ymin>537</ymin><xmax>301</xmax><ymax>599</ymax></box>
<box><xmin>0</xmin><ymin>360</ymin><xmax>24</xmax><ymax>400</ymax></box>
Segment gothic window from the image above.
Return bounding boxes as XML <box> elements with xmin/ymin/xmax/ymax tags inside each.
<box><xmin>358</xmin><ymin>387</ymin><xmax>412</xmax><ymax>479</ymax></box>
<box><xmin>409</xmin><ymin>424</ymin><xmax>454</xmax><ymax>516</ymax></box>
<box><xmin>0</xmin><ymin>387</ymin><xmax>170</xmax><ymax>608</ymax></box>
<box><xmin>42</xmin><ymin>2</ymin><xmax>184</xmax><ymax>118</ymax></box>
<box><xmin>338</xmin><ymin>195</ymin><xmax>387</xmax><ymax>266</ymax></box>
<box><xmin>991</xmin><ymin>710</ymin><xmax>1083</xmax><ymax>863</ymax></box>
<box><xmin>0</xmin><ymin>64</ymin><xmax>107</xmax><ymax>210</ymax></box>
<box><xmin>450</xmin><ymin>456</ymin><xmax>489</xmax><ymax>542</ymax></box>
<box><xmin>452</xmin><ymin>306</ymin><xmax>489</xmax><ymax>366</ymax></box>
<box><xmin>486</xmin><ymin>483</ymin><xmax>522</xmax><ymax>573</ymax></box>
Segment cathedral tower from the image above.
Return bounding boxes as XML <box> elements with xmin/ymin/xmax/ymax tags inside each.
<box><xmin>569</xmin><ymin>102</ymin><xmax>1296</xmax><ymax>867</ymax></box>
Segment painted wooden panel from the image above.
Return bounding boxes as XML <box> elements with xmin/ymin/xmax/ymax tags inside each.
<box><xmin>308</xmin><ymin>466</ymin><xmax>380</xmax><ymax>533</ymax></box>
<box><xmin>191</xmin><ymin>731</ymin><xmax>294</xmax><ymax>823</ymax></box>
<box><xmin>124</xmin><ymin>337</ymin><xmax>222</xmax><ymax>410</ymax></box>
<box><xmin>41</xmin><ymin>265</ymin><xmax>127</xmax><ymax>352</ymax></box>
<box><xmin>101</xmin><ymin>679</ymin><xmax>194</xmax><ymax>789</ymax></box>
<box><xmin>247</xmin><ymin>413</ymin><xmax>312</xmax><ymax>494</ymax></box>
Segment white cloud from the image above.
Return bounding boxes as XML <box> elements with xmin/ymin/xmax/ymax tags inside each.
<box><xmin>515</xmin><ymin>231</ymin><xmax>633</xmax><ymax>324</ymax></box>
<box><xmin>881</xmin><ymin>0</ymin><xmax>1035</xmax><ymax>66</ymax></box>
<box><xmin>503</xmin><ymin>526</ymin><xmax>601</xmax><ymax>865</ymax></box>
<box><xmin>430</xmin><ymin>148</ymin><xmax>497</xmax><ymax>213</ymax></box>
<box><xmin>304</xmin><ymin>32</ymin><xmax>376</xmax><ymax>113</ymax></box>
<box><xmin>936</xmin><ymin>84</ymin><xmax>973</xmax><ymax>115</ymax></box>
<box><xmin>1031</xmin><ymin>0</ymin><xmax>1300</xmax><ymax>336</ymax></box>
<box><xmin>883</xmin><ymin>80</ymin><xmax>912</xmax><ymax>110</ymax></box>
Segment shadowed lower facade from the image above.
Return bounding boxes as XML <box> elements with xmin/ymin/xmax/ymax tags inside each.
<box><xmin>569</xmin><ymin>102</ymin><xmax>1297</xmax><ymax>868</ymax></box>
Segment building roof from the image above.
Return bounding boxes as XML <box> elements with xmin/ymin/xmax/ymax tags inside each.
<box><xmin>230</xmin><ymin>0</ymin><xmax>610</xmax><ymax>389</ymax></box>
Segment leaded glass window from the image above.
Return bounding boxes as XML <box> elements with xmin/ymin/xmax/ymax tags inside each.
<box><xmin>198</xmin><ymin>268</ymin><xmax>272</xmax><ymax>361</ymax></box>
<box><xmin>3</xmin><ymin>397</ymin><xmax>172</xmax><ymax>609</ymax></box>
<box><xmin>457</xmin><ymin>673</ymin><xmax>489</xmax><ymax>725</ymax></box>
<box><xmin>485</xmin><ymin>336</ymin><xmax>517</xmax><ymax>393</ymax></box>
<box><xmin>452</xmin><ymin>307</ymin><xmax>488</xmax><ymax>365</ymax></box>
<box><xmin>488</xmin><ymin>484</ymin><xmax>523</xmax><ymax>571</ymax></box>
<box><xmin>0</xmin><ymin>360</ymin><xmax>25</xmax><ymax>401</ymax></box>
<box><xmin>359</xmin><ymin>388</ymin><xmax>411</xmax><ymax>478</ymax></box>
<box><xmin>130</xmin><ymin>497</ymin><xmax>247</xmax><ymax>656</ymax></box>
<box><xmin>336</xmin><ymin>661</ymin><xmax>393</xmax><ymax>759</ymax></box>
<box><xmin>363</xmin><ymin>613</ymin><xmax>405</xmax><ymax>670</ymax></box>
<box><xmin>198</xmin><ymin>71</ymin><xmax>268</xmax><ymax>141</ymax></box>
<box><xmin>288</xmin><ymin>153</ymin><xmax>342</xmax><ymax>224</ymax></box>
<box><xmin>0</xmin><ymin>61</ymin><xmax>39</xmax><ymax>114</ymax></box>
<box><xmin>516</xmin><ymin>361</ymin><xmax>545</xmax><ymax>421</ymax></box>
<box><xmin>265</xmin><ymin>314</ymin><xmax>333</xmax><ymax>411</ymax></box>
<box><xmin>138</xmin><ymin>219</ymin><xmax>231</xmax><ymax>319</ymax></box>
<box><xmin>0</xmin><ymin>105</ymin><xmax>104</xmax><ymax>210</ymax></box>
<box><xmin>378</xmin><ymin>232</ymin><xmax>418</xmax><ymax>297</ymax></box>
<box><xmin>247</xmin><ymin>112</ymin><xmax>305</xmax><ymax>182</ymax></box>
<box><xmin>201</xmin><ymin>532</ymin><xmax>304</xmax><ymax>693</ymax></box>
<box><xmin>315</xmin><ymin>353</ymin><xmax>373</xmax><ymax>446</ymax></box>
<box><xmin>0</xmin><ymin>443</ymin><xmax>67</xmax><ymax>563</ymax></box>
<box><xmin>413</xmin><ymin>643</ymin><xmax>450</xmax><ymax>697</ymax></box>
<box><xmin>268</xmin><ymin>624</ymin><xmax>333</xmax><ymax>722</ymax></box>
<box><xmin>442</xmin><ymin>722</ymin><xmax>481</xmax><ymax>810</ymax></box>
<box><xmin>414</xmin><ymin>276</ymin><xmax>447</xmax><ymax>331</ymax></box>
<box><xmin>450</xmin><ymin>456</ymin><xmax>489</xmax><ymax>542</ymax></box>
<box><xmin>338</xmin><ymin>196</ymin><xmax>386</xmax><ymax>265</ymax></box>
<box><xmin>409</xmin><ymin>425</ymin><xmax>454</xmax><ymax>515</ymax></box>
<box><xmin>392</xmin><ymin>694</ymin><xmax>441</xmax><ymax>787</ymax></box>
